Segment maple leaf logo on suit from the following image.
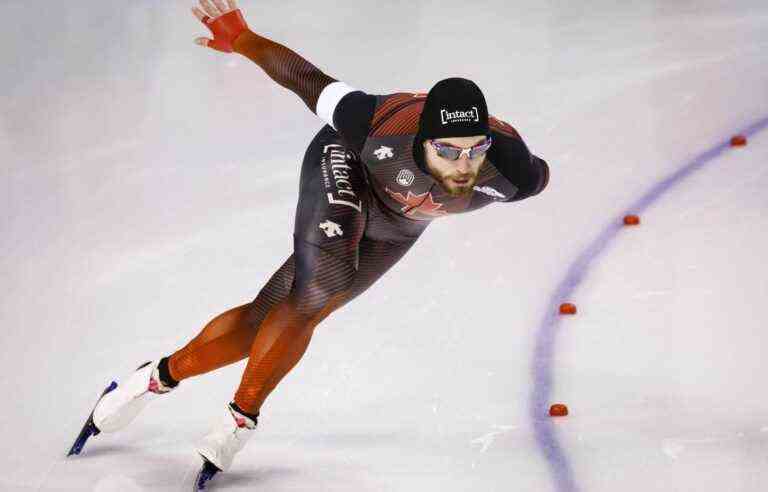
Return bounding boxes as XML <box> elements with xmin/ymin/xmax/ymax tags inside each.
<box><xmin>384</xmin><ymin>188</ymin><xmax>447</xmax><ymax>218</ymax></box>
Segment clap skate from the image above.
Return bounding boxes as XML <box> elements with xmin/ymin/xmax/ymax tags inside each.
<box><xmin>67</xmin><ymin>359</ymin><xmax>176</xmax><ymax>456</ymax></box>
<box><xmin>194</xmin><ymin>403</ymin><xmax>257</xmax><ymax>490</ymax></box>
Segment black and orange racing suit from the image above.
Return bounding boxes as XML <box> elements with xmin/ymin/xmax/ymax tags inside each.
<box><xmin>160</xmin><ymin>28</ymin><xmax>550</xmax><ymax>419</ymax></box>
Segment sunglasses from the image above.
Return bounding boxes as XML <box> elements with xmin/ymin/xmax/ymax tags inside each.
<box><xmin>430</xmin><ymin>136</ymin><xmax>493</xmax><ymax>160</ymax></box>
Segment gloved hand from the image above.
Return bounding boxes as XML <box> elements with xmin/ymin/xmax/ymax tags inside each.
<box><xmin>191</xmin><ymin>0</ymin><xmax>250</xmax><ymax>53</ymax></box>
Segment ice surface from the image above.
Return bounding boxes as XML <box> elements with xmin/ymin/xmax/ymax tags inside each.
<box><xmin>1</xmin><ymin>0</ymin><xmax>767</xmax><ymax>490</ymax></box>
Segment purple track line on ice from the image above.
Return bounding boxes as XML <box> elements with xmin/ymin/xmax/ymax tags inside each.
<box><xmin>529</xmin><ymin>115</ymin><xmax>768</xmax><ymax>492</ymax></box>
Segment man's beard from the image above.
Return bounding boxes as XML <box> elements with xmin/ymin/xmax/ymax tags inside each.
<box><xmin>440</xmin><ymin>173</ymin><xmax>478</xmax><ymax>197</ymax></box>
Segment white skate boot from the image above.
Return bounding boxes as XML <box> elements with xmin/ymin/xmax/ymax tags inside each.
<box><xmin>92</xmin><ymin>360</ymin><xmax>176</xmax><ymax>433</ymax></box>
<box><xmin>194</xmin><ymin>403</ymin><xmax>257</xmax><ymax>489</ymax></box>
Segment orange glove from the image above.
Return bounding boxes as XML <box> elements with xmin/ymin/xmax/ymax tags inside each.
<box><xmin>193</xmin><ymin>5</ymin><xmax>249</xmax><ymax>53</ymax></box>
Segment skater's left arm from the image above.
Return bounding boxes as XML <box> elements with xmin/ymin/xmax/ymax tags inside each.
<box><xmin>488</xmin><ymin>128</ymin><xmax>550</xmax><ymax>202</ymax></box>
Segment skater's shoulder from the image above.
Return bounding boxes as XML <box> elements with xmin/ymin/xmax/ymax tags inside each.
<box><xmin>369</xmin><ymin>92</ymin><xmax>427</xmax><ymax>138</ymax></box>
<box><xmin>489</xmin><ymin>115</ymin><xmax>523</xmax><ymax>140</ymax></box>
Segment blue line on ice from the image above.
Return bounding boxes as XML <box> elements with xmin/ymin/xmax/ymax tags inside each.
<box><xmin>529</xmin><ymin>115</ymin><xmax>768</xmax><ymax>492</ymax></box>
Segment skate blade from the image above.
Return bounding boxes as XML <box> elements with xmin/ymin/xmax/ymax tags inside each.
<box><xmin>194</xmin><ymin>459</ymin><xmax>221</xmax><ymax>491</ymax></box>
<box><xmin>67</xmin><ymin>381</ymin><xmax>118</xmax><ymax>456</ymax></box>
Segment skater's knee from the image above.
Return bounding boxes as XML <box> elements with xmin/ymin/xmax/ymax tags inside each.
<box><xmin>276</xmin><ymin>288</ymin><xmax>344</xmax><ymax>325</ymax></box>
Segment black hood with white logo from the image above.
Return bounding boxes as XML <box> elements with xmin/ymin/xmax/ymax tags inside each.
<box><xmin>417</xmin><ymin>77</ymin><xmax>490</xmax><ymax>141</ymax></box>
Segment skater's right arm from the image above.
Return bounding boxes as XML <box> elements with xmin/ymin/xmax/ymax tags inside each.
<box><xmin>324</xmin><ymin>90</ymin><xmax>377</xmax><ymax>153</ymax></box>
<box><xmin>232</xmin><ymin>28</ymin><xmax>376</xmax><ymax>153</ymax></box>
<box><xmin>191</xmin><ymin>0</ymin><xmax>375</xmax><ymax>153</ymax></box>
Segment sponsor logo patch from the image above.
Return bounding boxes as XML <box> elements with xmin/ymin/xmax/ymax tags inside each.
<box><xmin>440</xmin><ymin>107</ymin><xmax>479</xmax><ymax>125</ymax></box>
<box><xmin>319</xmin><ymin>220</ymin><xmax>344</xmax><ymax>238</ymax></box>
<box><xmin>473</xmin><ymin>185</ymin><xmax>506</xmax><ymax>200</ymax></box>
<box><xmin>374</xmin><ymin>146</ymin><xmax>394</xmax><ymax>161</ymax></box>
<box><xmin>321</xmin><ymin>144</ymin><xmax>362</xmax><ymax>213</ymax></box>
<box><xmin>396</xmin><ymin>169</ymin><xmax>415</xmax><ymax>187</ymax></box>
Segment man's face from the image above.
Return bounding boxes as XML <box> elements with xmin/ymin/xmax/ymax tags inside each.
<box><xmin>423</xmin><ymin>135</ymin><xmax>488</xmax><ymax>197</ymax></box>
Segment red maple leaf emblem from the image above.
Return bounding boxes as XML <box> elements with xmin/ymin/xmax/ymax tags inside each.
<box><xmin>385</xmin><ymin>188</ymin><xmax>447</xmax><ymax>218</ymax></box>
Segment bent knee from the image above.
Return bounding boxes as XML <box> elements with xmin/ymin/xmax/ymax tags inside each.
<box><xmin>287</xmin><ymin>289</ymin><xmax>348</xmax><ymax>322</ymax></box>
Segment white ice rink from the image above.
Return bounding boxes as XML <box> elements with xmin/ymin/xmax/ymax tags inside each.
<box><xmin>2</xmin><ymin>1</ymin><xmax>768</xmax><ymax>490</ymax></box>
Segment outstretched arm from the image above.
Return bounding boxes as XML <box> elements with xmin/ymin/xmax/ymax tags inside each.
<box><xmin>191</xmin><ymin>0</ymin><xmax>364</xmax><ymax>128</ymax></box>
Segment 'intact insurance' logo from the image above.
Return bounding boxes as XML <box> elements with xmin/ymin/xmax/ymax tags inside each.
<box><xmin>440</xmin><ymin>107</ymin><xmax>479</xmax><ymax>125</ymax></box>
